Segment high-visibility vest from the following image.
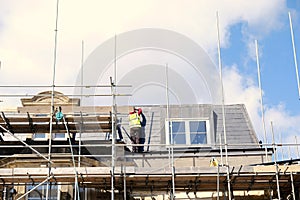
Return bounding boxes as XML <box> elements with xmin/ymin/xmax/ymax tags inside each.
<box><xmin>210</xmin><ymin>158</ymin><xmax>219</xmax><ymax>167</ymax></box>
<box><xmin>129</xmin><ymin>113</ymin><xmax>141</xmax><ymax>128</ymax></box>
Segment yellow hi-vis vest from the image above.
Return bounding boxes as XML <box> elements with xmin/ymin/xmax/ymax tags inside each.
<box><xmin>210</xmin><ymin>158</ymin><xmax>219</xmax><ymax>167</ymax></box>
<box><xmin>129</xmin><ymin>113</ymin><xmax>141</xmax><ymax>128</ymax></box>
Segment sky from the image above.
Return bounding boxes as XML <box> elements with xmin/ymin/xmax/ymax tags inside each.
<box><xmin>1</xmin><ymin>0</ymin><xmax>300</xmax><ymax>159</ymax></box>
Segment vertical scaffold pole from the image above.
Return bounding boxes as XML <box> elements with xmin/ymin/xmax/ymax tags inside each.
<box><xmin>79</xmin><ymin>111</ymin><xmax>83</xmax><ymax>168</ymax></box>
<box><xmin>280</xmin><ymin>132</ymin><xmax>284</xmax><ymax>161</ymax></box>
<box><xmin>217</xmin><ymin>164</ymin><xmax>220</xmax><ymax>200</ymax></box>
<box><xmin>219</xmin><ymin>127</ymin><xmax>223</xmax><ymax>166</ymax></box>
<box><xmin>46</xmin><ymin>0</ymin><xmax>59</xmax><ymax>199</ymax></box>
<box><xmin>80</xmin><ymin>40</ymin><xmax>84</xmax><ymax>105</ymax></box>
<box><xmin>288</xmin><ymin>12</ymin><xmax>300</xmax><ymax>99</ymax></box>
<box><xmin>166</xmin><ymin>64</ymin><xmax>171</xmax><ymax>168</ymax></box>
<box><xmin>255</xmin><ymin>40</ymin><xmax>269</xmax><ymax>162</ymax></box>
<box><xmin>271</xmin><ymin>121</ymin><xmax>281</xmax><ymax>199</ymax></box>
<box><xmin>111</xmin><ymin>34</ymin><xmax>118</xmax><ymax>200</ymax></box>
<box><xmin>111</xmin><ymin>81</ymin><xmax>115</xmax><ymax>200</ymax></box>
<box><xmin>291</xmin><ymin>172</ymin><xmax>296</xmax><ymax>200</ymax></box>
<box><xmin>79</xmin><ymin>40</ymin><xmax>84</xmax><ymax>168</ymax></box>
<box><xmin>165</xmin><ymin>64</ymin><xmax>176</xmax><ymax>199</ymax></box>
<box><xmin>295</xmin><ymin>136</ymin><xmax>300</xmax><ymax>158</ymax></box>
<box><xmin>123</xmin><ymin>165</ymin><xmax>127</xmax><ymax>200</ymax></box>
<box><xmin>216</xmin><ymin>11</ymin><xmax>231</xmax><ymax>200</ymax></box>
<box><xmin>218</xmin><ymin>133</ymin><xmax>222</xmax><ymax>199</ymax></box>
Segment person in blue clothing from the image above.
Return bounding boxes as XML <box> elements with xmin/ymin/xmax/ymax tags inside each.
<box><xmin>53</xmin><ymin>106</ymin><xmax>64</xmax><ymax>122</ymax></box>
<box><xmin>55</xmin><ymin>106</ymin><xmax>64</xmax><ymax>121</ymax></box>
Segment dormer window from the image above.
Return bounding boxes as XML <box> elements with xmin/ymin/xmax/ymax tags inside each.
<box><xmin>165</xmin><ymin>118</ymin><xmax>211</xmax><ymax>145</ymax></box>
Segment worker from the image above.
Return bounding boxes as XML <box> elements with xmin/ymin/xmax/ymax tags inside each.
<box><xmin>210</xmin><ymin>157</ymin><xmax>219</xmax><ymax>167</ymax></box>
<box><xmin>138</xmin><ymin>111</ymin><xmax>147</xmax><ymax>152</ymax></box>
<box><xmin>128</xmin><ymin>107</ymin><xmax>142</xmax><ymax>152</ymax></box>
<box><xmin>55</xmin><ymin>106</ymin><xmax>64</xmax><ymax>121</ymax></box>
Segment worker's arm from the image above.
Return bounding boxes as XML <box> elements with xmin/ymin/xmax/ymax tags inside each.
<box><xmin>138</xmin><ymin>108</ymin><xmax>143</xmax><ymax>115</ymax></box>
<box><xmin>140</xmin><ymin>112</ymin><xmax>146</xmax><ymax>127</ymax></box>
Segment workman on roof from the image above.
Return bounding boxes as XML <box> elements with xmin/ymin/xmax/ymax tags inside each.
<box><xmin>128</xmin><ymin>107</ymin><xmax>142</xmax><ymax>152</ymax></box>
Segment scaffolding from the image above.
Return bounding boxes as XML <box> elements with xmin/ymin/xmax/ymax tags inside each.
<box><xmin>0</xmin><ymin>3</ymin><xmax>299</xmax><ymax>199</ymax></box>
<box><xmin>0</xmin><ymin>36</ymin><xmax>299</xmax><ymax>200</ymax></box>
<box><xmin>0</xmin><ymin>100</ymin><xmax>300</xmax><ymax>199</ymax></box>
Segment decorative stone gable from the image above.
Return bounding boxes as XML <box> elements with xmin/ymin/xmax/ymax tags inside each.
<box><xmin>20</xmin><ymin>91</ymin><xmax>80</xmax><ymax>107</ymax></box>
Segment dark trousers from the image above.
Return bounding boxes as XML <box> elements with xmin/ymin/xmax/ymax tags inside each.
<box><xmin>138</xmin><ymin>138</ymin><xmax>145</xmax><ymax>152</ymax></box>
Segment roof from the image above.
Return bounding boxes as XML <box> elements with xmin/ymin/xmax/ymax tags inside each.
<box><xmin>121</xmin><ymin>104</ymin><xmax>260</xmax><ymax>150</ymax></box>
<box><xmin>213</xmin><ymin>104</ymin><xmax>259</xmax><ymax>145</ymax></box>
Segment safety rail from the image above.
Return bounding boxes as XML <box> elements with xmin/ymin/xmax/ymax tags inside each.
<box><xmin>0</xmin><ymin>112</ymin><xmax>112</xmax><ymax>134</ymax></box>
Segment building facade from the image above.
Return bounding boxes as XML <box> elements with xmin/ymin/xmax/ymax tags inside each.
<box><xmin>0</xmin><ymin>91</ymin><xmax>298</xmax><ymax>200</ymax></box>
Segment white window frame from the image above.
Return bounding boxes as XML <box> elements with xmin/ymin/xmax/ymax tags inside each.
<box><xmin>33</xmin><ymin>132</ymin><xmax>67</xmax><ymax>140</ymax></box>
<box><xmin>165</xmin><ymin>118</ymin><xmax>211</xmax><ymax>145</ymax></box>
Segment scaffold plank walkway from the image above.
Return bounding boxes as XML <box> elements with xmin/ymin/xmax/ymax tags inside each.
<box><xmin>0</xmin><ymin>165</ymin><xmax>299</xmax><ymax>193</ymax></box>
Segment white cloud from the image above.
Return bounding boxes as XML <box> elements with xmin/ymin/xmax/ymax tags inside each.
<box><xmin>0</xmin><ymin>0</ymin><xmax>288</xmax><ymax>84</ymax></box>
<box><xmin>222</xmin><ymin>65</ymin><xmax>262</xmax><ymax>135</ymax></box>
<box><xmin>222</xmin><ymin>64</ymin><xmax>300</xmax><ymax>157</ymax></box>
<box><xmin>265</xmin><ymin>104</ymin><xmax>300</xmax><ymax>140</ymax></box>
<box><xmin>1</xmin><ymin>0</ymin><xmax>300</xmax><ymax>148</ymax></box>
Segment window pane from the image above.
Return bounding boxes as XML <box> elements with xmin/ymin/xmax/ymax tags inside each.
<box><xmin>190</xmin><ymin>121</ymin><xmax>206</xmax><ymax>132</ymax></box>
<box><xmin>55</xmin><ymin>133</ymin><xmax>65</xmax><ymax>138</ymax></box>
<box><xmin>190</xmin><ymin>133</ymin><xmax>207</xmax><ymax>144</ymax></box>
<box><xmin>190</xmin><ymin>121</ymin><xmax>207</xmax><ymax>144</ymax></box>
<box><xmin>28</xmin><ymin>184</ymin><xmax>58</xmax><ymax>200</ymax></box>
<box><xmin>34</xmin><ymin>133</ymin><xmax>45</xmax><ymax>139</ymax></box>
<box><xmin>170</xmin><ymin>122</ymin><xmax>185</xmax><ymax>144</ymax></box>
<box><xmin>172</xmin><ymin>133</ymin><xmax>186</xmax><ymax>144</ymax></box>
<box><xmin>172</xmin><ymin>122</ymin><xmax>185</xmax><ymax>132</ymax></box>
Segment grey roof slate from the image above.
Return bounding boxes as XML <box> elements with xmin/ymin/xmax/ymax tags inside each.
<box><xmin>121</xmin><ymin>104</ymin><xmax>259</xmax><ymax>151</ymax></box>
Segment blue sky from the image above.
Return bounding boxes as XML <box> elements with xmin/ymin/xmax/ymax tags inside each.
<box><xmin>223</xmin><ymin>1</ymin><xmax>300</xmax><ymax>148</ymax></box>
<box><xmin>218</xmin><ymin>1</ymin><xmax>300</xmax><ymax>155</ymax></box>
<box><xmin>223</xmin><ymin>15</ymin><xmax>300</xmax><ymax>113</ymax></box>
<box><xmin>0</xmin><ymin>0</ymin><xmax>300</xmax><ymax>155</ymax></box>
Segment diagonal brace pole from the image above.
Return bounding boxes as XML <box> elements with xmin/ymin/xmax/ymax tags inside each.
<box><xmin>0</xmin><ymin>124</ymin><xmax>53</xmax><ymax>164</ymax></box>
